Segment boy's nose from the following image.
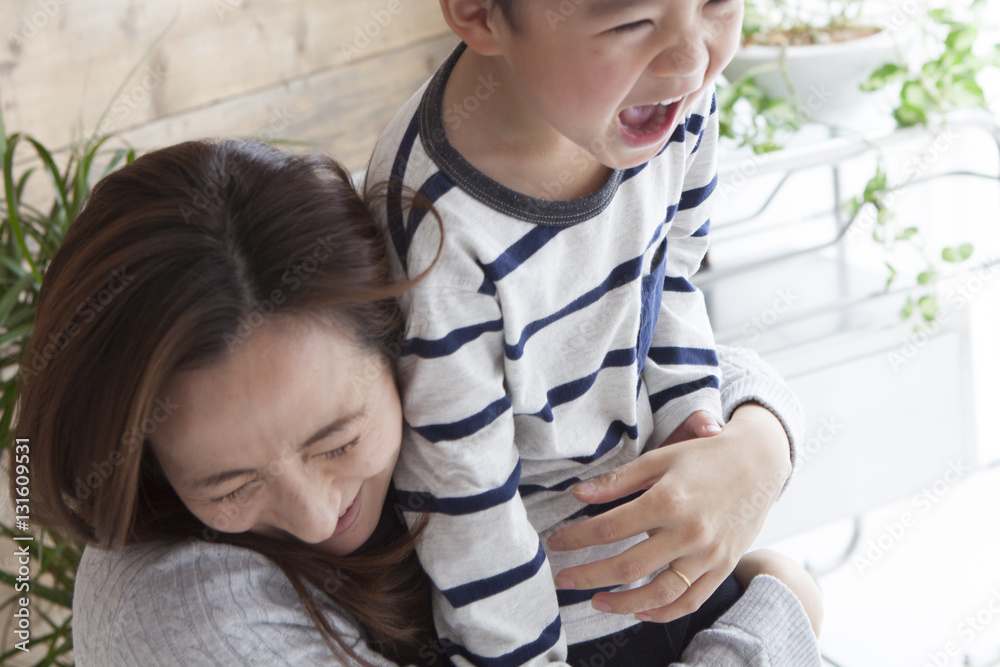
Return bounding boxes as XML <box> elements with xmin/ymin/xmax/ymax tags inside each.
<box><xmin>651</xmin><ymin>37</ymin><xmax>709</xmax><ymax>80</ymax></box>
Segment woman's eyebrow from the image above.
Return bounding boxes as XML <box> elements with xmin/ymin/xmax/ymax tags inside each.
<box><xmin>184</xmin><ymin>410</ymin><xmax>364</xmax><ymax>492</ymax></box>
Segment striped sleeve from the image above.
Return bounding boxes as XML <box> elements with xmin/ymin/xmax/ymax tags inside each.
<box><xmin>392</xmin><ymin>217</ymin><xmax>568</xmax><ymax>666</ymax></box>
<box><xmin>644</xmin><ymin>89</ymin><xmax>724</xmax><ymax>448</ymax></box>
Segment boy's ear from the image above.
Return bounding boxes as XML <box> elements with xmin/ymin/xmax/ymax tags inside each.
<box><xmin>439</xmin><ymin>0</ymin><xmax>506</xmax><ymax>56</ymax></box>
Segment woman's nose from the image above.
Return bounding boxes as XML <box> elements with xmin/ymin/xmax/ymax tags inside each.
<box><xmin>271</xmin><ymin>473</ymin><xmax>340</xmax><ymax>544</ymax></box>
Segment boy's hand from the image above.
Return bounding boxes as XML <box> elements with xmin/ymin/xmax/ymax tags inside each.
<box><xmin>734</xmin><ymin>549</ymin><xmax>823</xmax><ymax>636</ymax></box>
<box><xmin>546</xmin><ymin>404</ymin><xmax>791</xmax><ymax>624</ymax></box>
<box><xmin>661</xmin><ymin>410</ymin><xmax>722</xmax><ymax>445</ymax></box>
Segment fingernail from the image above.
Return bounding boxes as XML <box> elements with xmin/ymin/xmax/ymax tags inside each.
<box><xmin>704</xmin><ymin>423</ymin><xmax>722</xmax><ymax>435</ymax></box>
<box><xmin>548</xmin><ymin>534</ymin><xmax>564</xmax><ymax>551</ymax></box>
<box><xmin>575</xmin><ymin>481</ymin><xmax>597</xmax><ymax>495</ymax></box>
<box><xmin>555</xmin><ymin>574</ymin><xmax>575</xmax><ymax>590</ymax></box>
<box><xmin>592</xmin><ymin>599</ymin><xmax>611</xmax><ymax>612</ymax></box>
<box><xmin>635</xmin><ymin>612</ymin><xmax>652</xmax><ymax>622</ymax></box>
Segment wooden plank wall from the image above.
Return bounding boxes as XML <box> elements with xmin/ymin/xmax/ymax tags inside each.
<box><xmin>0</xmin><ymin>0</ymin><xmax>457</xmax><ymax>172</ymax></box>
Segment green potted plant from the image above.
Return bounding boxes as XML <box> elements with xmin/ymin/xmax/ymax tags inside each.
<box><xmin>716</xmin><ymin>0</ymin><xmax>999</xmax><ymax>324</ymax></box>
<box><xmin>723</xmin><ymin>0</ymin><xmax>915</xmax><ymax>125</ymax></box>
<box><xmin>0</xmin><ymin>100</ymin><xmax>134</xmax><ymax>665</ymax></box>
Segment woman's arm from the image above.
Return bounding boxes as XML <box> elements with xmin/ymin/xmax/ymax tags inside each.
<box><xmin>546</xmin><ymin>343</ymin><xmax>804</xmax><ymax>620</ymax></box>
<box><xmin>717</xmin><ymin>342</ymin><xmax>805</xmax><ymax>492</ymax></box>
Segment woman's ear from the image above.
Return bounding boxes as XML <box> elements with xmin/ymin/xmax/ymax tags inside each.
<box><xmin>439</xmin><ymin>0</ymin><xmax>506</xmax><ymax>56</ymax></box>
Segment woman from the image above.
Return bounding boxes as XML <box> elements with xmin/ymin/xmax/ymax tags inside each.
<box><xmin>14</xmin><ymin>140</ymin><xmax>819</xmax><ymax>665</ymax></box>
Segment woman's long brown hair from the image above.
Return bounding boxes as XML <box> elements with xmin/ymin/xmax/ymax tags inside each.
<box><xmin>13</xmin><ymin>140</ymin><xmax>435</xmax><ymax>665</ymax></box>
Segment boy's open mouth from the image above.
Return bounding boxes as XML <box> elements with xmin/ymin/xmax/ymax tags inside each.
<box><xmin>618</xmin><ymin>98</ymin><xmax>683</xmax><ymax>146</ymax></box>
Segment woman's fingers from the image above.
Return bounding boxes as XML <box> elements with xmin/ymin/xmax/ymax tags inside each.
<box><xmin>552</xmin><ymin>529</ymin><xmax>680</xmax><ymax>592</ymax></box>
<box><xmin>548</xmin><ymin>478</ymin><xmax>673</xmax><ymax>553</ymax></box>
<box><xmin>568</xmin><ymin>452</ymin><xmax>662</xmax><ymax>505</ymax></box>
<box><xmin>584</xmin><ymin>556</ymin><xmax>719</xmax><ymax>621</ymax></box>
<box><xmin>631</xmin><ymin>565</ymin><xmax>728</xmax><ymax>623</ymax></box>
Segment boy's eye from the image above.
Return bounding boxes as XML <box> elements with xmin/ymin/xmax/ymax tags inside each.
<box><xmin>612</xmin><ymin>20</ymin><xmax>652</xmax><ymax>33</ymax></box>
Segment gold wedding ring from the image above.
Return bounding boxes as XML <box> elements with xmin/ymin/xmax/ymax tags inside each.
<box><xmin>667</xmin><ymin>566</ymin><xmax>692</xmax><ymax>589</ymax></box>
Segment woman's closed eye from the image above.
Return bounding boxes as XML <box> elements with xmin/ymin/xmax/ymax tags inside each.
<box><xmin>318</xmin><ymin>437</ymin><xmax>361</xmax><ymax>460</ymax></box>
<box><xmin>212</xmin><ymin>480</ymin><xmax>258</xmax><ymax>504</ymax></box>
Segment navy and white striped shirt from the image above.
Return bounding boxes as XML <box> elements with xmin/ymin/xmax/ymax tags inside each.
<box><xmin>368</xmin><ymin>45</ymin><xmax>724</xmax><ymax>667</ymax></box>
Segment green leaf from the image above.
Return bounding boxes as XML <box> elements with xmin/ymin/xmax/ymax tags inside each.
<box><xmin>844</xmin><ymin>197</ymin><xmax>861</xmax><ymax>219</ymax></box>
<box><xmin>900</xmin><ymin>296</ymin><xmax>914</xmax><ymax>320</ymax></box>
<box><xmin>101</xmin><ymin>147</ymin><xmax>136</xmax><ymax>178</ymax></box>
<box><xmin>25</xmin><ymin>137</ymin><xmax>71</xmax><ymax>221</ymax></box>
<box><xmin>927</xmin><ymin>8</ymin><xmax>952</xmax><ymax>24</ymax></box>
<box><xmin>948</xmin><ymin>77</ymin><xmax>986</xmax><ymax>108</ymax></box>
<box><xmin>3</xmin><ymin>134</ymin><xmax>43</xmax><ymax>283</ymax></box>
<box><xmin>0</xmin><ymin>273</ymin><xmax>36</xmax><ymax>329</ymax></box>
<box><xmin>945</xmin><ymin>25</ymin><xmax>977</xmax><ymax>54</ymax></box>
<box><xmin>901</xmin><ymin>81</ymin><xmax>934</xmax><ymax>109</ymax></box>
<box><xmin>897</xmin><ymin>226</ymin><xmax>919</xmax><ymax>240</ymax></box>
<box><xmin>917</xmin><ymin>270</ymin><xmax>937</xmax><ymax>285</ymax></box>
<box><xmin>863</xmin><ymin>167</ymin><xmax>888</xmax><ymax>204</ymax></box>
<box><xmin>877</xmin><ymin>206</ymin><xmax>895</xmax><ymax>225</ymax></box>
<box><xmin>0</xmin><ymin>322</ymin><xmax>34</xmax><ymax>348</ymax></box>
<box><xmin>918</xmin><ymin>295</ymin><xmax>939</xmax><ymax>322</ymax></box>
<box><xmin>885</xmin><ymin>262</ymin><xmax>898</xmax><ymax>290</ymax></box>
<box><xmin>862</xmin><ymin>62</ymin><xmax>907</xmax><ymax>92</ymax></box>
<box><xmin>941</xmin><ymin>243</ymin><xmax>974</xmax><ymax>262</ymax></box>
<box><xmin>894</xmin><ymin>103</ymin><xmax>928</xmax><ymax>127</ymax></box>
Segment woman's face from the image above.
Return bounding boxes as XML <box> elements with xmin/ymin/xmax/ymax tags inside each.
<box><xmin>150</xmin><ymin>317</ymin><xmax>402</xmax><ymax>556</ymax></box>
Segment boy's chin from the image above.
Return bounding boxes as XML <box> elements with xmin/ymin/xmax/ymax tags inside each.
<box><xmin>598</xmin><ymin>144</ymin><xmax>670</xmax><ymax>171</ymax></box>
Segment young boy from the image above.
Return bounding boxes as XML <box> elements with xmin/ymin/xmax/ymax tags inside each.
<box><xmin>367</xmin><ymin>0</ymin><xmax>805</xmax><ymax>664</ymax></box>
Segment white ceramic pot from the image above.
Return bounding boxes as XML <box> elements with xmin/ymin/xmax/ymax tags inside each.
<box><xmin>723</xmin><ymin>23</ymin><xmax>919</xmax><ymax>125</ymax></box>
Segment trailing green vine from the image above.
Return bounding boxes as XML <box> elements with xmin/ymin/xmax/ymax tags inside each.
<box><xmin>718</xmin><ymin>0</ymin><xmax>998</xmax><ymax>324</ymax></box>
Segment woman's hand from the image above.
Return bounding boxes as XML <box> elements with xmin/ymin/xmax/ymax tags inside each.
<box><xmin>546</xmin><ymin>404</ymin><xmax>792</xmax><ymax>623</ymax></box>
